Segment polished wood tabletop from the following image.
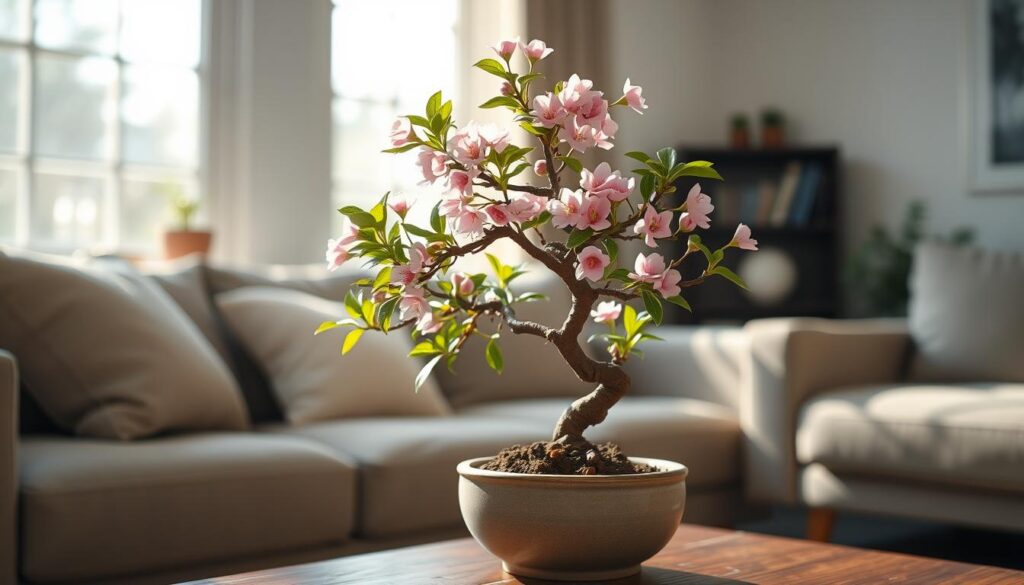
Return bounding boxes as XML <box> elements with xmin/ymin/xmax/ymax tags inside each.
<box><xmin>189</xmin><ymin>524</ymin><xmax>1023</xmax><ymax>584</ymax></box>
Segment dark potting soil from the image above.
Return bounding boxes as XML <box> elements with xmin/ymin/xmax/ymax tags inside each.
<box><xmin>480</xmin><ymin>441</ymin><xmax>655</xmax><ymax>475</ymax></box>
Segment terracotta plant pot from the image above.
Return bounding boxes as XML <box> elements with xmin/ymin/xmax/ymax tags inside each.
<box><xmin>164</xmin><ymin>230</ymin><xmax>212</xmax><ymax>260</ymax></box>
<box><xmin>457</xmin><ymin>457</ymin><xmax>687</xmax><ymax>581</ymax></box>
<box><xmin>762</xmin><ymin>125</ymin><xmax>785</xmax><ymax>148</ymax></box>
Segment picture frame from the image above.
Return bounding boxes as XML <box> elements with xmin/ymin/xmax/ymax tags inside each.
<box><xmin>969</xmin><ymin>0</ymin><xmax>1024</xmax><ymax>192</ymax></box>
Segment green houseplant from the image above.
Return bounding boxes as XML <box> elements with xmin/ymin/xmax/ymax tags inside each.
<box><xmin>163</xmin><ymin>184</ymin><xmax>212</xmax><ymax>259</ymax></box>
<box><xmin>320</xmin><ymin>38</ymin><xmax>758</xmax><ymax>579</ymax></box>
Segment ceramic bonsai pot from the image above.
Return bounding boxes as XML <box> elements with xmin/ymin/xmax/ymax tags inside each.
<box><xmin>457</xmin><ymin>456</ymin><xmax>687</xmax><ymax>581</ymax></box>
<box><xmin>164</xmin><ymin>230</ymin><xmax>212</xmax><ymax>259</ymax></box>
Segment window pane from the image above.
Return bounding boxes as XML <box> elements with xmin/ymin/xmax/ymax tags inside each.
<box><xmin>0</xmin><ymin>0</ymin><xmax>27</xmax><ymax>41</ymax></box>
<box><xmin>121</xmin><ymin>0</ymin><xmax>201</xmax><ymax>67</ymax></box>
<box><xmin>122</xmin><ymin>66</ymin><xmax>198</xmax><ymax>167</ymax></box>
<box><xmin>0</xmin><ymin>48</ymin><xmax>25</xmax><ymax>154</ymax></box>
<box><xmin>31</xmin><ymin>171</ymin><xmax>108</xmax><ymax>246</ymax></box>
<box><xmin>332</xmin><ymin>0</ymin><xmax>458</xmax><ymax>102</ymax></box>
<box><xmin>0</xmin><ymin>167</ymin><xmax>19</xmax><ymax>241</ymax></box>
<box><xmin>35</xmin><ymin>54</ymin><xmax>116</xmax><ymax>161</ymax></box>
<box><xmin>34</xmin><ymin>0</ymin><xmax>118</xmax><ymax>54</ymax></box>
<box><xmin>333</xmin><ymin>98</ymin><xmax>395</xmax><ymax>183</ymax></box>
<box><xmin>120</xmin><ymin>177</ymin><xmax>196</xmax><ymax>250</ymax></box>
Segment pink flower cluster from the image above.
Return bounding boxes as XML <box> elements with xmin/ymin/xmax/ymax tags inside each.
<box><xmin>325</xmin><ymin>219</ymin><xmax>360</xmax><ymax>271</ymax></box>
<box><xmin>532</xmin><ymin>75</ymin><xmax>619</xmax><ymax>152</ymax></box>
<box><xmin>629</xmin><ymin>252</ymin><xmax>683</xmax><ymax>298</ymax></box>
<box><xmin>550</xmin><ymin>162</ymin><xmax>634</xmax><ymax>234</ymax></box>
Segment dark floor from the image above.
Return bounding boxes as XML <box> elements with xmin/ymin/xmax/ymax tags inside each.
<box><xmin>737</xmin><ymin>506</ymin><xmax>1024</xmax><ymax>571</ymax></box>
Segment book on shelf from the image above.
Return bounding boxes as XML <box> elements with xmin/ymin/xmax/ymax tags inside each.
<box><xmin>755</xmin><ymin>179</ymin><xmax>777</xmax><ymax>225</ymax></box>
<box><xmin>789</xmin><ymin>163</ymin><xmax>823</xmax><ymax>227</ymax></box>
<box><xmin>770</xmin><ymin>161</ymin><xmax>802</xmax><ymax>226</ymax></box>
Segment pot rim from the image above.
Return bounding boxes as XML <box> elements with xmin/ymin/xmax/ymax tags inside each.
<box><xmin>457</xmin><ymin>456</ymin><xmax>687</xmax><ymax>487</ymax></box>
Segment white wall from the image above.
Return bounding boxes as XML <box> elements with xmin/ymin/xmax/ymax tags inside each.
<box><xmin>607</xmin><ymin>0</ymin><xmax>1024</xmax><ymax>252</ymax></box>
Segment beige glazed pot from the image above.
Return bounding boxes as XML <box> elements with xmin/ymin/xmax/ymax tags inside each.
<box><xmin>457</xmin><ymin>457</ymin><xmax>687</xmax><ymax>581</ymax></box>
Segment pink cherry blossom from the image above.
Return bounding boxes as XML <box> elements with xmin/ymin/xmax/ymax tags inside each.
<box><xmin>621</xmin><ymin>78</ymin><xmax>648</xmax><ymax>114</ymax></box>
<box><xmin>533</xmin><ymin>159</ymin><xmax>548</xmax><ymax>176</ymax></box>
<box><xmin>391</xmin><ymin>242</ymin><xmax>428</xmax><ymax>287</ymax></box>
<box><xmin>591</xmin><ymin>300</ymin><xmax>622</xmax><ymax>324</ymax></box>
<box><xmin>416</xmin><ymin>312</ymin><xmax>443</xmax><ymax>334</ymax></box>
<box><xmin>634</xmin><ymin>205</ymin><xmax>673</xmax><ymax>247</ymax></box>
<box><xmin>447</xmin><ymin>168</ymin><xmax>479</xmax><ymax>196</ymax></box>
<box><xmin>594</xmin><ymin>114</ymin><xmax>618</xmax><ymax>149</ymax></box>
<box><xmin>478</xmin><ymin>123</ymin><xmax>510</xmax><ymax>153</ymax></box>
<box><xmin>575</xmin><ymin>245</ymin><xmax>610</xmax><ymax>282</ymax></box>
<box><xmin>532</xmin><ymin>93</ymin><xmax>566</xmax><ymax>128</ymax></box>
<box><xmin>653</xmin><ymin>269</ymin><xmax>682</xmax><ymax>298</ymax></box>
<box><xmin>451</xmin><ymin>272</ymin><xmax>475</xmax><ymax>296</ymax></box>
<box><xmin>558</xmin><ymin>74</ymin><xmax>596</xmax><ymax>115</ymax></box>
<box><xmin>519</xmin><ymin>39</ymin><xmax>553</xmax><ymax>62</ymax></box>
<box><xmin>558</xmin><ymin>117</ymin><xmax>598</xmax><ymax>152</ymax></box>
<box><xmin>484</xmin><ymin>203</ymin><xmax>511</xmax><ymax>226</ymax></box>
<box><xmin>678</xmin><ymin>183</ymin><xmax>714</xmax><ymax>231</ymax></box>
<box><xmin>439</xmin><ymin>193</ymin><xmax>470</xmax><ymax>220</ymax></box>
<box><xmin>325</xmin><ymin>238</ymin><xmax>351</xmax><ymax>272</ymax></box>
<box><xmin>629</xmin><ymin>252</ymin><xmax>667</xmax><ymax>283</ymax></box>
<box><xmin>580</xmin><ymin>162</ymin><xmax>634</xmax><ymax>201</ymax></box>
<box><xmin>500</xmin><ymin>81</ymin><xmax>514</xmax><ymax>96</ymax></box>
<box><xmin>398</xmin><ymin>285</ymin><xmax>429</xmax><ymax>320</ymax></box>
<box><xmin>492</xmin><ymin>38</ymin><xmax>518</xmax><ymax>60</ymax></box>
<box><xmin>453</xmin><ymin>207</ymin><xmax>486</xmax><ymax>236</ymax></box>
<box><xmin>548</xmin><ymin>188</ymin><xmax>585</xmax><ymax>229</ymax></box>
<box><xmin>388</xmin><ymin>195</ymin><xmax>412</xmax><ymax>218</ymax></box>
<box><xmin>578</xmin><ymin>195</ymin><xmax>612</xmax><ymax>231</ymax></box>
<box><xmin>729</xmin><ymin>223</ymin><xmax>759</xmax><ymax>251</ymax></box>
<box><xmin>416</xmin><ymin>147</ymin><xmax>448</xmax><ymax>184</ymax></box>
<box><xmin>389</xmin><ymin>118</ymin><xmax>414</xmax><ymax>147</ymax></box>
<box><xmin>451</xmin><ymin>124</ymin><xmax>488</xmax><ymax>166</ymax></box>
<box><xmin>506</xmin><ymin>193</ymin><xmax>546</xmax><ymax>223</ymax></box>
<box><xmin>336</xmin><ymin>218</ymin><xmax>360</xmax><ymax>247</ymax></box>
<box><xmin>575</xmin><ymin>93</ymin><xmax>609</xmax><ymax>126</ymax></box>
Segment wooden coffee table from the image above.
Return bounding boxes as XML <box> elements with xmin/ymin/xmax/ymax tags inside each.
<box><xmin>187</xmin><ymin>525</ymin><xmax>1022</xmax><ymax>584</ymax></box>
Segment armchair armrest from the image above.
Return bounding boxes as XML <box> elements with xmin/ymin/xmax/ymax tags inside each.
<box><xmin>741</xmin><ymin>318</ymin><xmax>910</xmax><ymax>504</ymax></box>
<box><xmin>619</xmin><ymin>325</ymin><xmax>748</xmax><ymax>411</ymax></box>
<box><xmin>0</xmin><ymin>349</ymin><xmax>16</xmax><ymax>585</ymax></box>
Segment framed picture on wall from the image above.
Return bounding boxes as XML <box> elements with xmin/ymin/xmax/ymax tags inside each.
<box><xmin>969</xmin><ymin>0</ymin><xmax>1024</xmax><ymax>192</ymax></box>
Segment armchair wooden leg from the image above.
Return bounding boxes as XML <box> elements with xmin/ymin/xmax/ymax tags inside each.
<box><xmin>806</xmin><ymin>507</ymin><xmax>835</xmax><ymax>542</ymax></box>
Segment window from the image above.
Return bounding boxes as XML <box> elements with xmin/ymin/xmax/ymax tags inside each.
<box><xmin>331</xmin><ymin>0</ymin><xmax>459</xmax><ymax>227</ymax></box>
<box><xmin>0</xmin><ymin>0</ymin><xmax>202</xmax><ymax>253</ymax></box>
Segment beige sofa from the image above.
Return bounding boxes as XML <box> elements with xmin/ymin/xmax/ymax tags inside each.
<box><xmin>0</xmin><ymin>260</ymin><xmax>750</xmax><ymax>585</ymax></box>
<box><xmin>742</xmin><ymin>243</ymin><xmax>1024</xmax><ymax>539</ymax></box>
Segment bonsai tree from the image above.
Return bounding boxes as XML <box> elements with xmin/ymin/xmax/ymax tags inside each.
<box><xmin>320</xmin><ymin>38</ymin><xmax>757</xmax><ymax>473</ymax></box>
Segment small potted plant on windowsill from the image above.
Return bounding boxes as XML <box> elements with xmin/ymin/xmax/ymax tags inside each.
<box><xmin>163</xmin><ymin>185</ymin><xmax>212</xmax><ymax>259</ymax></box>
<box><xmin>319</xmin><ymin>38</ymin><xmax>758</xmax><ymax>580</ymax></box>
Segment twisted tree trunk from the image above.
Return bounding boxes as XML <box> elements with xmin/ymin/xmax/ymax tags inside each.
<box><xmin>552</xmin><ymin>375</ymin><xmax>630</xmax><ymax>443</ymax></box>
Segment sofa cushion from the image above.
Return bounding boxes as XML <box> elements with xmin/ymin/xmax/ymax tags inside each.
<box><xmin>459</xmin><ymin>397</ymin><xmax>742</xmax><ymax>488</ymax></box>
<box><xmin>19</xmin><ymin>433</ymin><xmax>357</xmax><ymax>583</ymax></box>
<box><xmin>796</xmin><ymin>383</ymin><xmax>1024</xmax><ymax>493</ymax></box>
<box><xmin>908</xmin><ymin>243</ymin><xmax>1024</xmax><ymax>382</ymax></box>
<box><xmin>203</xmin><ymin>262</ymin><xmax>370</xmax><ymax>423</ymax></box>
<box><xmin>432</xmin><ymin>270</ymin><xmax>589</xmax><ymax>408</ymax></box>
<box><xmin>271</xmin><ymin>416</ymin><xmax>553</xmax><ymax>538</ymax></box>
<box><xmin>216</xmin><ymin>287</ymin><xmax>451</xmax><ymax>423</ymax></box>
<box><xmin>0</xmin><ymin>250</ymin><xmax>248</xmax><ymax>440</ymax></box>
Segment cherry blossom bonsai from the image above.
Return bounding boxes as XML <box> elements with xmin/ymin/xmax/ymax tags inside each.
<box><xmin>322</xmin><ymin>38</ymin><xmax>757</xmax><ymax>476</ymax></box>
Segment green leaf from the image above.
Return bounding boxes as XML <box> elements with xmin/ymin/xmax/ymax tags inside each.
<box><xmin>688</xmin><ymin>234</ymin><xmax>713</xmax><ymax>262</ymax></box>
<box><xmin>602</xmin><ymin>238</ymin><xmax>618</xmax><ymax>262</ymax></box>
<box><xmin>373</xmin><ymin>267</ymin><xmax>392</xmax><ymax>291</ymax></box>
<box><xmin>519</xmin><ymin>121</ymin><xmax>547</xmax><ymax>136</ymax></box>
<box><xmin>515</xmin><ymin>292</ymin><xmax>547</xmax><ymax>303</ymax></box>
<box><xmin>315</xmin><ymin>320</ymin><xmax>339</xmax><ymax>335</ymax></box>
<box><xmin>640</xmin><ymin>173</ymin><xmax>656</xmax><ymax>202</ymax></box>
<box><xmin>712</xmin><ymin>266</ymin><xmax>749</xmax><ymax>290</ymax></box>
<box><xmin>382</xmin><ymin>143</ymin><xmax>420</xmax><ymax>154</ymax></box>
<box><xmin>485</xmin><ymin>337</ymin><xmax>504</xmax><ymax>374</ymax></box>
<box><xmin>566</xmin><ymin>228</ymin><xmax>594</xmax><ymax>250</ymax></box>
<box><xmin>656</xmin><ymin>147</ymin><xmax>677</xmax><ymax>171</ymax></box>
<box><xmin>406</xmin><ymin>115</ymin><xmax>431</xmax><ymax>128</ymax></box>
<box><xmin>409</xmin><ymin>340</ymin><xmax>442</xmax><ymax>357</ymax></box>
<box><xmin>415</xmin><ymin>355</ymin><xmax>443</xmax><ymax>392</ymax></box>
<box><xmin>607</xmin><ymin>268</ymin><xmax>631</xmax><ymax>282</ymax></box>
<box><xmin>344</xmin><ymin>291</ymin><xmax>362</xmax><ymax>320</ymax></box>
<box><xmin>675</xmin><ymin>165</ymin><xmax>724</xmax><ymax>181</ymax></box>
<box><xmin>430</xmin><ymin>201</ymin><xmax>445</xmax><ymax>233</ymax></box>
<box><xmin>339</xmin><ymin>206</ymin><xmax>377</xmax><ymax>229</ymax></box>
<box><xmin>665</xmin><ymin>295</ymin><xmax>692</xmax><ymax>312</ymax></box>
<box><xmin>518</xmin><ymin>72</ymin><xmax>543</xmax><ymax>86</ymax></box>
<box><xmin>642</xmin><ymin>290</ymin><xmax>664</xmax><ymax>325</ymax></box>
<box><xmin>376</xmin><ymin>296</ymin><xmax>399</xmax><ymax>331</ymax></box>
<box><xmin>479</xmin><ymin>96</ymin><xmax>521</xmax><ymax>109</ymax></box>
<box><xmin>360</xmin><ymin>299</ymin><xmax>375</xmax><ymax>325</ymax></box>
<box><xmin>521</xmin><ymin>210</ymin><xmax>550</xmax><ymax>231</ymax></box>
<box><xmin>473</xmin><ymin>58</ymin><xmax>507</xmax><ymax>78</ymax></box>
<box><xmin>559</xmin><ymin>155</ymin><xmax>583</xmax><ymax>173</ymax></box>
<box><xmin>426</xmin><ymin>90</ymin><xmax>443</xmax><ymax>118</ymax></box>
<box><xmin>439</xmin><ymin>100</ymin><xmax>453</xmax><ymax>119</ymax></box>
<box><xmin>625</xmin><ymin>151</ymin><xmax>652</xmax><ymax>163</ymax></box>
<box><xmin>341</xmin><ymin>328</ymin><xmax>364</xmax><ymax>355</ymax></box>
<box><xmin>623</xmin><ymin>304</ymin><xmax>638</xmax><ymax>336</ymax></box>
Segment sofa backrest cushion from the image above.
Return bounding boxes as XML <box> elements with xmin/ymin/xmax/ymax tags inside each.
<box><xmin>432</xmin><ymin>270</ymin><xmax>589</xmax><ymax>408</ymax></box>
<box><xmin>0</xmin><ymin>250</ymin><xmax>249</xmax><ymax>439</ymax></box>
<box><xmin>908</xmin><ymin>242</ymin><xmax>1024</xmax><ymax>383</ymax></box>
<box><xmin>201</xmin><ymin>262</ymin><xmax>370</xmax><ymax>423</ymax></box>
<box><xmin>216</xmin><ymin>287</ymin><xmax>450</xmax><ymax>423</ymax></box>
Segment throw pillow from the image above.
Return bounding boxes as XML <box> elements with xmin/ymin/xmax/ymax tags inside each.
<box><xmin>0</xmin><ymin>250</ymin><xmax>249</xmax><ymax>439</ymax></box>
<box><xmin>908</xmin><ymin>242</ymin><xmax>1024</xmax><ymax>382</ymax></box>
<box><xmin>215</xmin><ymin>286</ymin><xmax>451</xmax><ymax>423</ymax></box>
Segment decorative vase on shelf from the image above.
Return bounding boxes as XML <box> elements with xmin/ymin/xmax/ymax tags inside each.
<box><xmin>761</xmin><ymin>107</ymin><xmax>786</xmax><ymax>148</ymax></box>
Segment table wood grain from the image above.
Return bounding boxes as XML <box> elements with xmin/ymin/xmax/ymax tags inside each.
<box><xmin>187</xmin><ymin>524</ymin><xmax>1024</xmax><ymax>584</ymax></box>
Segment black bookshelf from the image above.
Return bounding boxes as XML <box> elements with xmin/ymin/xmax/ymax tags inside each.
<box><xmin>665</xmin><ymin>145</ymin><xmax>841</xmax><ymax>324</ymax></box>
